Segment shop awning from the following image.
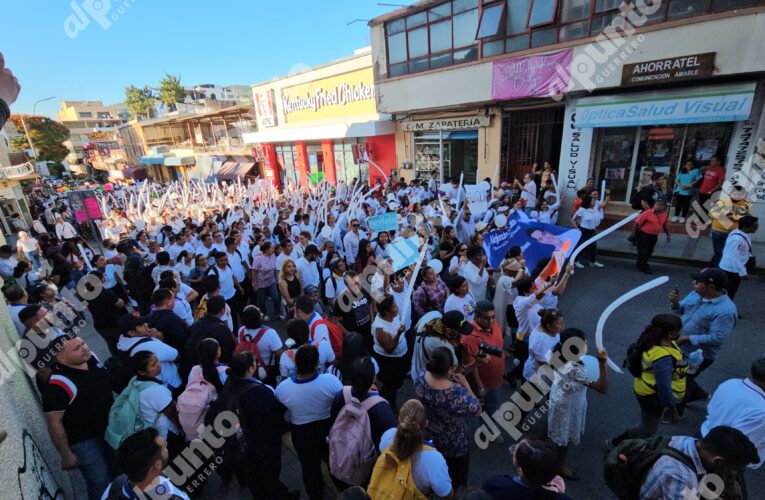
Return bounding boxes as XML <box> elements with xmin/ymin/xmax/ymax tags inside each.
<box><xmin>164</xmin><ymin>155</ymin><xmax>196</xmax><ymax>166</ymax></box>
<box><xmin>574</xmin><ymin>82</ymin><xmax>757</xmax><ymax>128</ymax></box>
<box><xmin>237</xmin><ymin>162</ymin><xmax>256</xmax><ymax>176</ymax></box>
<box><xmin>242</xmin><ymin>120</ymin><xmax>395</xmax><ymax>144</ymax></box>
<box><xmin>140</xmin><ymin>155</ymin><xmax>168</xmax><ymax>165</ymax></box>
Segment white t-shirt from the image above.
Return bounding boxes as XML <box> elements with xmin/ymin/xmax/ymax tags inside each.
<box><xmin>226</xmin><ymin>249</ymin><xmax>247</xmax><ymax>283</ymax></box>
<box><xmin>238</xmin><ymin>326</ymin><xmax>283</xmax><ymax>365</ymax></box>
<box><xmin>275</xmin><ymin>373</ymin><xmax>343</xmax><ymax>425</ymax></box>
<box><xmin>103</xmin><ymin>264</ymin><xmax>119</xmax><ymax>289</ymax></box>
<box><xmin>574</xmin><ymin>207</ymin><xmax>604</xmax><ymax>230</ymax></box>
<box><xmin>307</xmin><ymin>312</ymin><xmax>331</xmax><ymax>344</ymax></box>
<box><xmin>522</xmin><ymin>181</ymin><xmax>537</xmax><ymax>209</ymax></box>
<box><xmin>444</xmin><ymin>293</ymin><xmax>477</xmax><ymax>322</ymax></box>
<box><xmin>17</xmin><ymin>237</ymin><xmax>38</xmax><ymax>253</ymax></box>
<box><xmin>513</xmin><ymin>294</ymin><xmax>541</xmax><ymax>337</ymax></box>
<box><xmin>279</xmin><ymin>342</ymin><xmax>336</xmax><ymax>381</ymax></box>
<box><xmin>463</xmin><ymin>261</ymin><xmax>489</xmax><ymax>301</ymax></box>
<box><xmin>378</xmin><ymin>428</ymin><xmax>452</xmax><ymax>498</ymax></box>
<box><xmin>389</xmin><ymin>288</ymin><xmax>412</xmax><ymax>331</ymax></box>
<box><xmin>449</xmin><ymin>256</ymin><xmax>467</xmax><ymax>278</ymax></box>
<box><xmin>523</xmin><ymin>327</ymin><xmax>560</xmax><ymax>380</ymax></box>
<box><xmin>138</xmin><ymin>382</ymin><xmax>180</xmax><ymax>439</ymax></box>
<box><xmin>173</xmin><ymin>296</ymin><xmax>194</xmax><ymax>326</ymax></box>
<box><xmin>324</xmin><ymin>275</ymin><xmax>346</xmax><ymax>300</ymax></box>
<box><xmin>208</xmin><ymin>265</ymin><xmax>236</xmax><ymax>300</ymax></box>
<box><xmin>116</xmin><ymin>336</ymin><xmax>182</xmax><ymax>389</ymax></box>
<box><xmin>297</xmin><ymin>257</ymin><xmax>321</xmax><ymax>290</ymax></box>
<box><xmin>372</xmin><ymin>315</ymin><xmax>407</xmax><ymax>358</ymax></box>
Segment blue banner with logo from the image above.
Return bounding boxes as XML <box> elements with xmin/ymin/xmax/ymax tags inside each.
<box><xmin>368</xmin><ymin>212</ymin><xmax>398</xmax><ymax>232</ymax></box>
<box><xmin>483</xmin><ymin>212</ymin><xmax>581</xmax><ymax>273</ymax></box>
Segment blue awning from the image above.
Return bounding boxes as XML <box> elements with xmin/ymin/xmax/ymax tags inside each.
<box><xmin>447</xmin><ymin>131</ymin><xmax>479</xmax><ymax>139</ymax></box>
<box><xmin>164</xmin><ymin>156</ymin><xmax>196</xmax><ymax>166</ymax></box>
<box><xmin>139</xmin><ymin>156</ymin><xmax>167</xmax><ymax>165</ymax></box>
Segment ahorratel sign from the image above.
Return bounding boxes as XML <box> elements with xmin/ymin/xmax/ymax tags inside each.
<box><xmin>402</xmin><ymin>116</ymin><xmax>491</xmax><ymax>132</ymax></box>
<box><xmin>621</xmin><ymin>53</ymin><xmax>715</xmax><ymax>86</ymax></box>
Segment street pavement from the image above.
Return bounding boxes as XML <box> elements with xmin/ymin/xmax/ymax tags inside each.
<box><xmin>76</xmin><ymin>255</ymin><xmax>765</xmax><ymax>499</ymax></box>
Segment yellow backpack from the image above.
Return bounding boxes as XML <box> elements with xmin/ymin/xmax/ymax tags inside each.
<box><xmin>367</xmin><ymin>445</ymin><xmax>431</xmax><ymax>500</ymax></box>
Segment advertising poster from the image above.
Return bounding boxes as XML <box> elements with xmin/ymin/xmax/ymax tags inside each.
<box><xmin>484</xmin><ymin>212</ymin><xmax>581</xmax><ymax>273</ymax></box>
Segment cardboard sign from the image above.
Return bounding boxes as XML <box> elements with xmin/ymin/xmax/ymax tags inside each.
<box><xmin>368</xmin><ymin>212</ymin><xmax>398</xmax><ymax>232</ymax></box>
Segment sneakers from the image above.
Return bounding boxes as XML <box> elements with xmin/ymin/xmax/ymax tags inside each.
<box><xmin>574</xmin><ymin>261</ymin><xmax>584</xmax><ymax>269</ymax></box>
<box><xmin>590</xmin><ymin>261</ymin><xmax>605</xmax><ymax>268</ymax></box>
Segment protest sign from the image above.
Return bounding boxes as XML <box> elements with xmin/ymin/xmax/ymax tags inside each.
<box><xmin>368</xmin><ymin>212</ymin><xmax>398</xmax><ymax>233</ymax></box>
<box><xmin>388</xmin><ymin>236</ymin><xmax>421</xmax><ymax>272</ymax></box>
<box><xmin>484</xmin><ymin>212</ymin><xmax>581</xmax><ymax>273</ymax></box>
<box><xmin>464</xmin><ymin>181</ymin><xmax>491</xmax><ymax>214</ymax></box>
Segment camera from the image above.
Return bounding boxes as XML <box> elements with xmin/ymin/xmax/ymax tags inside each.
<box><xmin>477</xmin><ymin>340</ymin><xmax>503</xmax><ymax>358</ymax></box>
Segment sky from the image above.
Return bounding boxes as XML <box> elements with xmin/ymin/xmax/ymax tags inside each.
<box><xmin>1</xmin><ymin>0</ymin><xmax>411</xmax><ymax>118</ymax></box>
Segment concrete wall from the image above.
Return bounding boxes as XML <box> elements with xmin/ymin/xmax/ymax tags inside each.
<box><xmin>0</xmin><ymin>292</ymin><xmax>75</xmax><ymax>499</ymax></box>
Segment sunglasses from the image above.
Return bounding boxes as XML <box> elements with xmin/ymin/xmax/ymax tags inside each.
<box><xmin>352</xmin><ymin>224</ymin><xmax>360</xmax><ymax>228</ymax></box>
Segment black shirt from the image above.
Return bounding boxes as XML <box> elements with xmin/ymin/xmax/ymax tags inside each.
<box><xmin>87</xmin><ymin>288</ymin><xmax>124</xmax><ymax>330</ymax></box>
<box><xmin>639</xmin><ymin>184</ymin><xmax>663</xmax><ymax>209</ymax></box>
<box><xmin>332</xmin><ymin>288</ymin><xmax>373</xmax><ymax>338</ymax></box>
<box><xmin>149</xmin><ymin>308</ymin><xmax>188</xmax><ymax>352</ymax></box>
<box><xmin>41</xmin><ymin>356</ymin><xmax>114</xmax><ymax>445</ymax></box>
<box><xmin>483</xmin><ymin>474</ymin><xmax>572</xmax><ymax>500</ymax></box>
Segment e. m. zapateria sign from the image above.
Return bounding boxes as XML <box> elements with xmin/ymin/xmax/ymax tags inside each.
<box><xmin>402</xmin><ymin>116</ymin><xmax>491</xmax><ymax>132</ymax></box>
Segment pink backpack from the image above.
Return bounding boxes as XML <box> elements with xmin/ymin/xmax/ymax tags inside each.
<box><xmin>177</xmin><ymin>365</ymin><xmax>226</xmax><ymax>441</ymax></box>
<box><xmin>328</xmin><ymin>386</ymin><xmax>385</xmax><ymax>486</ymax></box>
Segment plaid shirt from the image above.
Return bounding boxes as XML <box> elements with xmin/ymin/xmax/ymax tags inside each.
<box><xmin>251</xmin><ymin>252</ymin><xmax>276</xmax><ymax>289</ymax></box>
<box><xmin>640</xmin><ymin>436</ymin><xmax>705</xmax><ymax>500</ymax></box>
<box><xmin>413</xmin><ymin>278</ymin><xmax>449</xmax><ymax>317</ymax></box>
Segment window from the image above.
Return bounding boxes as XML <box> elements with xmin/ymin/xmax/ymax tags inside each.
<box><xmin>408</xmin><ymin>27</ymin><xmax>429</xmax><ymax>57</ymax></box>
<box><xmin>667</xmin><ymin>0</ymin><xmax>707</xmax><ymax>19</ymax></box>
<box><xmin>453</xmin><ymin>9</ymin><xmax>480</xmax><ymax>47</ymax></box>
<box><xmin>79</xmin><ymin>112</ymin><xmax>93</xmax><ymax>118</ymax></box>
<box><xmin>388</xmin><ymin>32</ymin><xmax>407</xmax><ymax>63</ymax></box>
<box><xmin>476</xmin><ymin>2</ymin><xmax>506</xmax><ymax>38</ymax></box>
<box><xmin>430</xmin><ymin>20</ymin><xmax>452</xmax><ymax>52</ymax></box>
<box><xmin>507</xmin><ymin>0</ymin><xmax>531</xmax><ymax>33</ymax></box>
<box><xmin>528</xmin><ymin>0</ymin><xmax>558</xmax><ymax>26</ymax></box>
<box><xmin>531</xmin><ymin>27</ymin><xmax>557</xmax><ymax>46</ymax></box>
<box><xmin>594</xmin><ymin>0</ymin><xmax>621</xmax><ymax>12</ymax></box>
<box><xmin>561</xmin><ymin>0</ymin><xmax>591</xmax><ymax>22</ymax></box>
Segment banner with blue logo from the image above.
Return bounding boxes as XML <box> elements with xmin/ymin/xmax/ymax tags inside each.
<box><xmin>484</xmin><ymin>212</ymin><xmax>581</xmax><ymax>273</ymax></box>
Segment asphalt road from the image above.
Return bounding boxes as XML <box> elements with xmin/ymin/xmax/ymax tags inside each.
<box><xmin>77</xmin><ymin>255</ymin><xmax>765</xmax><ymax>499</ymax></box>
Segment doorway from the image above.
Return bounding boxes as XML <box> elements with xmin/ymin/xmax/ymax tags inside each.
<box><xmin>501</xmin><ymin>107</ymin><xmax>564</xmax><ymax>182</ymax></box>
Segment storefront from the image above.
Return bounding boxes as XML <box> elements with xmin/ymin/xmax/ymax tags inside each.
<box><xmin>558</xmin><ymin>81</ymin><xmax>761</xmax><ymax>218</ymax></box>
<box><xmin>243</xmin><ymin>50</ymin><xmax>397</xmax><ymax>188</ymax></box>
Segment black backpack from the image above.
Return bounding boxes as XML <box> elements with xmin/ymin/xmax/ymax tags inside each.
<box><xmin>104</xmin><ymin>337</ymin><xmax>154</xmax><ymax>394</ymax></box>
<box><xmin>629</xmin><ymin>189</ymin><xmax>643</xmax><ymax>210</ymax></box>
<box><xmin>623</xmin><ymin>343</ymin><xmax>644</xmax><ymax>378</ymax></box>
<box><xmin>604</xmin><ymin>435</ymin><xmax>698</xmax><ymax>500</ymax></box>
<box><xmin>204</xmin><ymin>380</ymin><xmax>257</xmax><ymax>465</ymax></box>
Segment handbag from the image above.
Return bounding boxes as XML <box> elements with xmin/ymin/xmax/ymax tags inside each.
<box><xmin>735</xmin><ymin>234</ymin><xmax>756</xmax><ymax>273</ymax></box>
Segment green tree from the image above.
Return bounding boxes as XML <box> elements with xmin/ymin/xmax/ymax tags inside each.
<box><xmin>9</xmin><ymin>115</ymin><xmax>71</xmax><ymax>163</ymax></box>
<box><xmin>158</xmin><ymin>74</ymin><xmax>184</xmax><ymax>111</ymax></box>
<box><xmin>124</xmin><ymin>85</ymin><xmax>156</xmax><ymax>118</ymax></box>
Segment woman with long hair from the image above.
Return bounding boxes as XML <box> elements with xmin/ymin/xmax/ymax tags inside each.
<box><xmin>608</xmin><ymin>314</ymin><xmax>686</xmax><ymax>448</ymax></box>
<box><xmin>372</xmin><ymin>231</ymin><xmax>391</xmax><ymax>259</ymax></box>
<box><xmin>329</xmin><ymin>331</ymin><xmax>377</xmax><ymax>383</ymax></box>
<box><xmin>187</xmin><ymin>338</ymin><xmax>227</xmax><ymax>393</ymax></box>
<box><xmin>413</xmin><ymin>265</ymin><xmax>449</xmax><ymax>317</ymax></box>
<box><xmin>375</xmin><ymin>399</ymin><xmax>453</xmax><ymax>499</ymax></box>
<box><xmin>415</xmin><ymin>347</ymin><xmax>481</xmax><ymax>492</ymax></box>
<box><xmin>547</xmin><ymin>328</ymin><xmax>608</xmax><ymax>480</ymax></box>
<box><xmin>354</xmin><ymin>239</ymin><xmax>375</xmax><ymax>273</ymax></box>
<box><xmin>571</xmin><ymin>194</ymin><xmax>605</xmax><ymax>268</ymax></box>
<box><xmin>174</xmin><ymin>250</ymin><xmax>194</xmax><ymax>284</ymax></box>
<box><xmin>523</xmin><ymin>309</ymin><xmax>566</xmax><ymax>381</ymax></box>
<box><xmin>439</xmin><ymin>226</ymin><xmax>458</xmax><ymax>273</ymax></box>
<box><xmin>278</xmin><ymin>258</ymin><xmax>302</xmax><ymax>319</ymax></box>
<box><xmin>448</xmin><ymin>244</ymin><xmax>469</xmax><ymax>279</ymax></box>
<box><xmin>372</xmin><ymin>295</ymin><xmax>408</xmax><ymax>410</ymax></box>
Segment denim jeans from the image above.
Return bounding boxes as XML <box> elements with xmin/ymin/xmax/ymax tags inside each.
<box><xmin>257</xmin><ymin>282</ymin><xmax>281</xmax><ymax>318</ymax></box>
<box><xmin>70</xmin><ymin>438</ymin><xmax>113</xmax><ymax>500</ymax></box>
<box><xmin>24</xmin><ymin>250</ymin><xmax>41</xmax><ymax>271</ymax></box>
<box><xmin>710</xmin><ymin>230</ymin><xmax>729</xmax><ymax>267</ymax></box>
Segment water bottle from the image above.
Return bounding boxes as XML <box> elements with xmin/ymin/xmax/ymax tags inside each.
<box><xmin>687</xmin><ymin>349</ymin><xmax>703</xmax><ymax>375</ymax></box>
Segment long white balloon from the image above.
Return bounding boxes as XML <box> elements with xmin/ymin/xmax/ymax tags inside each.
<box><xmin>596</xmin><ymin>276</ymin><xmax>670</xmax><ymax>373</ymax></box>
<box><xmin>569</xmin><ymin>212</ymin><xmax>639</xmax><ymax>267</ymax></box>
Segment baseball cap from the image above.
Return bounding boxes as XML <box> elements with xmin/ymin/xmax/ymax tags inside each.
<box><xmin>442</xmin><ymin>310</ymin><xmax>474</xmax><ymax>335</ymax></box>
<box><xmin>690</xmin><ymin>267</ymin><xmax>728</xmax><ymax>288</ymax></box>
<box><xmin>118</xmin><ymin>314</ymin><xmax>150</xmax><ymax>336</ymax></box>
<box><xmin>304</xmin><ymin>284</ymin><xmax>319</xmax><ymax>295</ymax></box>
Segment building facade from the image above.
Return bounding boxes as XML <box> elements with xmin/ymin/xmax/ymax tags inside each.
<box><xmin>370</xmin><ymin>0</ymin><xmax>765</xmax><ymax>238</ymax></box>
<box><xmin>56</xmin><ymin>100</ymin><xmax>126</xmax><ymax>169</ymax></box>
<box><xmin>242</xmin><ymin>48</ymin><xmax>397</xmax><ymax>188</ymax></box>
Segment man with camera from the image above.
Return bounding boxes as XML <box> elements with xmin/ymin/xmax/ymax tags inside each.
<box><xmin>461</xmin><ymin>300</ymin><xmax>505</xmax><ymax>422</ymax></box>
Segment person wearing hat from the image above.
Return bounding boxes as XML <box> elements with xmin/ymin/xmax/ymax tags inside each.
<box><xmin>670</xmin><ymin>267</ymin><xmax>737</xmax><ymax>407</ymax></box>
<box><xmin>303</xmin><ymin>284</ymin><xmax>325</xmax><ymax>316</ymax></box>
<box><xmin>410</xmin><ymin>310</ymin><xmax>474</xmax><ymax>382</ymax></box>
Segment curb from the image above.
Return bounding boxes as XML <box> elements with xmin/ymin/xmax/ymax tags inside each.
<box><xmin>598</xmin><ymin>248</ymin><xmax>765</xmax><ymax>273</ymax></box>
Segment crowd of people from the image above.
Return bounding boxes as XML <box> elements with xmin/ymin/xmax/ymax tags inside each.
<box><xmin>0</xmin><ymin>159</ymin><xmax>759</xmax><ymax>500</ymax></box>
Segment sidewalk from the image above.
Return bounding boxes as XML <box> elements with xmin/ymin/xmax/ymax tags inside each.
<box><xmin>595</xmin><ymin>226</ymin><xmax>765</xmax><ymax>270</ymax></box>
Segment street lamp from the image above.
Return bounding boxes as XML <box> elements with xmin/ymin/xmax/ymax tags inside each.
<box><xmin>20</xmin><ymin>96</ymin><xmax>56</xmax><ymax>159</ymax></box>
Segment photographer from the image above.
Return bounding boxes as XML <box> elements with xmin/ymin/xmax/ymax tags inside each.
<box><xmin>461</xmin><ymin>300</ymin><xmax>505</xmax><ymax>420</ymax></box>
<box><xmin>410</xmin><ymin>310</ymin><xmax>474</xmax><ymax>381</ymax></box>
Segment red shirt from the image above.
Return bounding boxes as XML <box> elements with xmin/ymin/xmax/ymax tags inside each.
<box><xmin>699</xmin><ymin>166</ymin><xmax>726</xmax><ymax>194</ymax></box>
<box><xmin>636</xmin><ymin>209</ymin><xmax>668</xmax><ymax>235</ymax></box>
<box><xmin>462</xmin><ymin>320</ymin><xmax>505</xmax><ymax>390</ymax></box>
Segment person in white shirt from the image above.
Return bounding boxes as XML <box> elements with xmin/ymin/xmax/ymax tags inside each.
<box><xmin>0</xmin><ymin>244</ymin><xmax>19</xmax><ymax>279</ymax></box>
<box><xmin>523</xmin><ymin>309</ymin><xmax>565</xmax><ymax>381</ymax></box>
<box><xmin>516</xmin><ymin>173</ymin><xmax>538</xmax><ymax>212</ymax></box>
<box><xmin>238</xmin><ymin>305</ymin><xmax>284</xmax><ymax>367</ymax></box>
<box><xmin>116</xmin><ymin>315</ymin><xmax>182</xmax><ymax>390</ymax></box>
<box><xmin>131</xmin><ymin>351</ymin><xmax>181</xmax><ymax>441</ymax></box>
<box><xmin>103</xmin><ymin>427</ymin><xmax>190</xmax><ymax>500</ymax></box>
<box><xmin>296</xmin><ymin>245</ymin><xmax>321</xmax><ymax>291</ymax></box>
<box><xmin>444</xmin><ymin>276</ymin><xmax>478</xmax><ymax>322</ymax></box>
<box><xmin>16</xmin><ymin>231</ymin><xmax>43</xmax><ymax>271</ymax></box>
<box><xmin>719</xmin><ymin>215</ymin><xmax>758</xmax><ymax>300</ymax></box>
<box><xmin>54</xmin><ymin>216</ymin><xmax>78</xmax><ymax>241</ymax></box>
<box><xmin>210</xmin><ymin>232</ymin><xmax>226</xmax><ymax>254</ymax></box>
<box><xmin>531</xmin><ymin>196</ymin><xmax>562</xmax><ymax>225</ymax></box>
<box><xmin>571</xmin><ymin>193</ymin><xmax>605</xmax><ymax>268</ymax></box>
<box><xmin>454</xmin><ymin>201</ymin><xmax>479</xmax><ymax>245</ymax></box>
<box><xmin>377</xmin><ymin>400</ymin><xmax>453</xmax><ymax>499</ymax></box>
<box><xmin>343</xmin><ymin>219</ymin><xmax>366</xmax><ymax>266</ymax></box>
<box><xmin>463</xmin><ymin>245</ymin><xmax>490</xmax><ymax>301</ymax></box>
<box><xmin>701</xmin><ymin>357</ymin><xmax>765</xmax><ymax>470</ymax></box>
<box><xmin>372</xmin><ymin>295</ymin><xmax>408</xmax><ymax>409</ymax></box>
<box><xmin>275</xmin><ymin>344</ymin><xmax>342</xmax><ymax>500</ymax></box>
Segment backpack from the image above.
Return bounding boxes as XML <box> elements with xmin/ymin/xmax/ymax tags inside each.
<box><xmin>104</xmin><ymin>376</ymin><xmax>158</xmax><ymax>449</ymax></box>
<box><xmin>204</xmin><ymin>380</ymin><xmax>258</xmax><ymax>464</ymax></box>
<box><xmin>328</xmin><ymin>387</ymin><xmax>386</xmax><ymax>486</ymax></box>
<box><xmin>310</xmin><ymin>317</ymin><xmax>344</xmax><ymax>359</ymax></box>
<box><xmin>623</xmin><ymin>343</ymin><xmax>644</xmax><ymax>378</ymax></box>
<box><xmin>104</xmin><ymin>337</ymin><xmax>154</xmax><ymax>394</ymax></box>
<box><xmin>604</xmin><ymin>435</ymin><xmax>698</xmax><ymax>500</ymax></box>
<box><xmin>177</xmin><ymin>365</ymin><xmax>227</xmax><ymax>441</ymax></box>
<box><xmin>367</xmin><ymin>444</ymin><xmax>431</xmax><ymax>500</ymax></box>
<box><xmin>321</xmin><ymin>275</ymin><xmax>337</xmax><ymax>306</ymax></box>
<box><xmin>234</xmin><ymin>326</ymin><xmax>270</xmax><ymax>380</ymax></box>
<box><xmin>629</xmin><ymin>189</ymin><xmax>643</xmax><ymax>210</ymax></box>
